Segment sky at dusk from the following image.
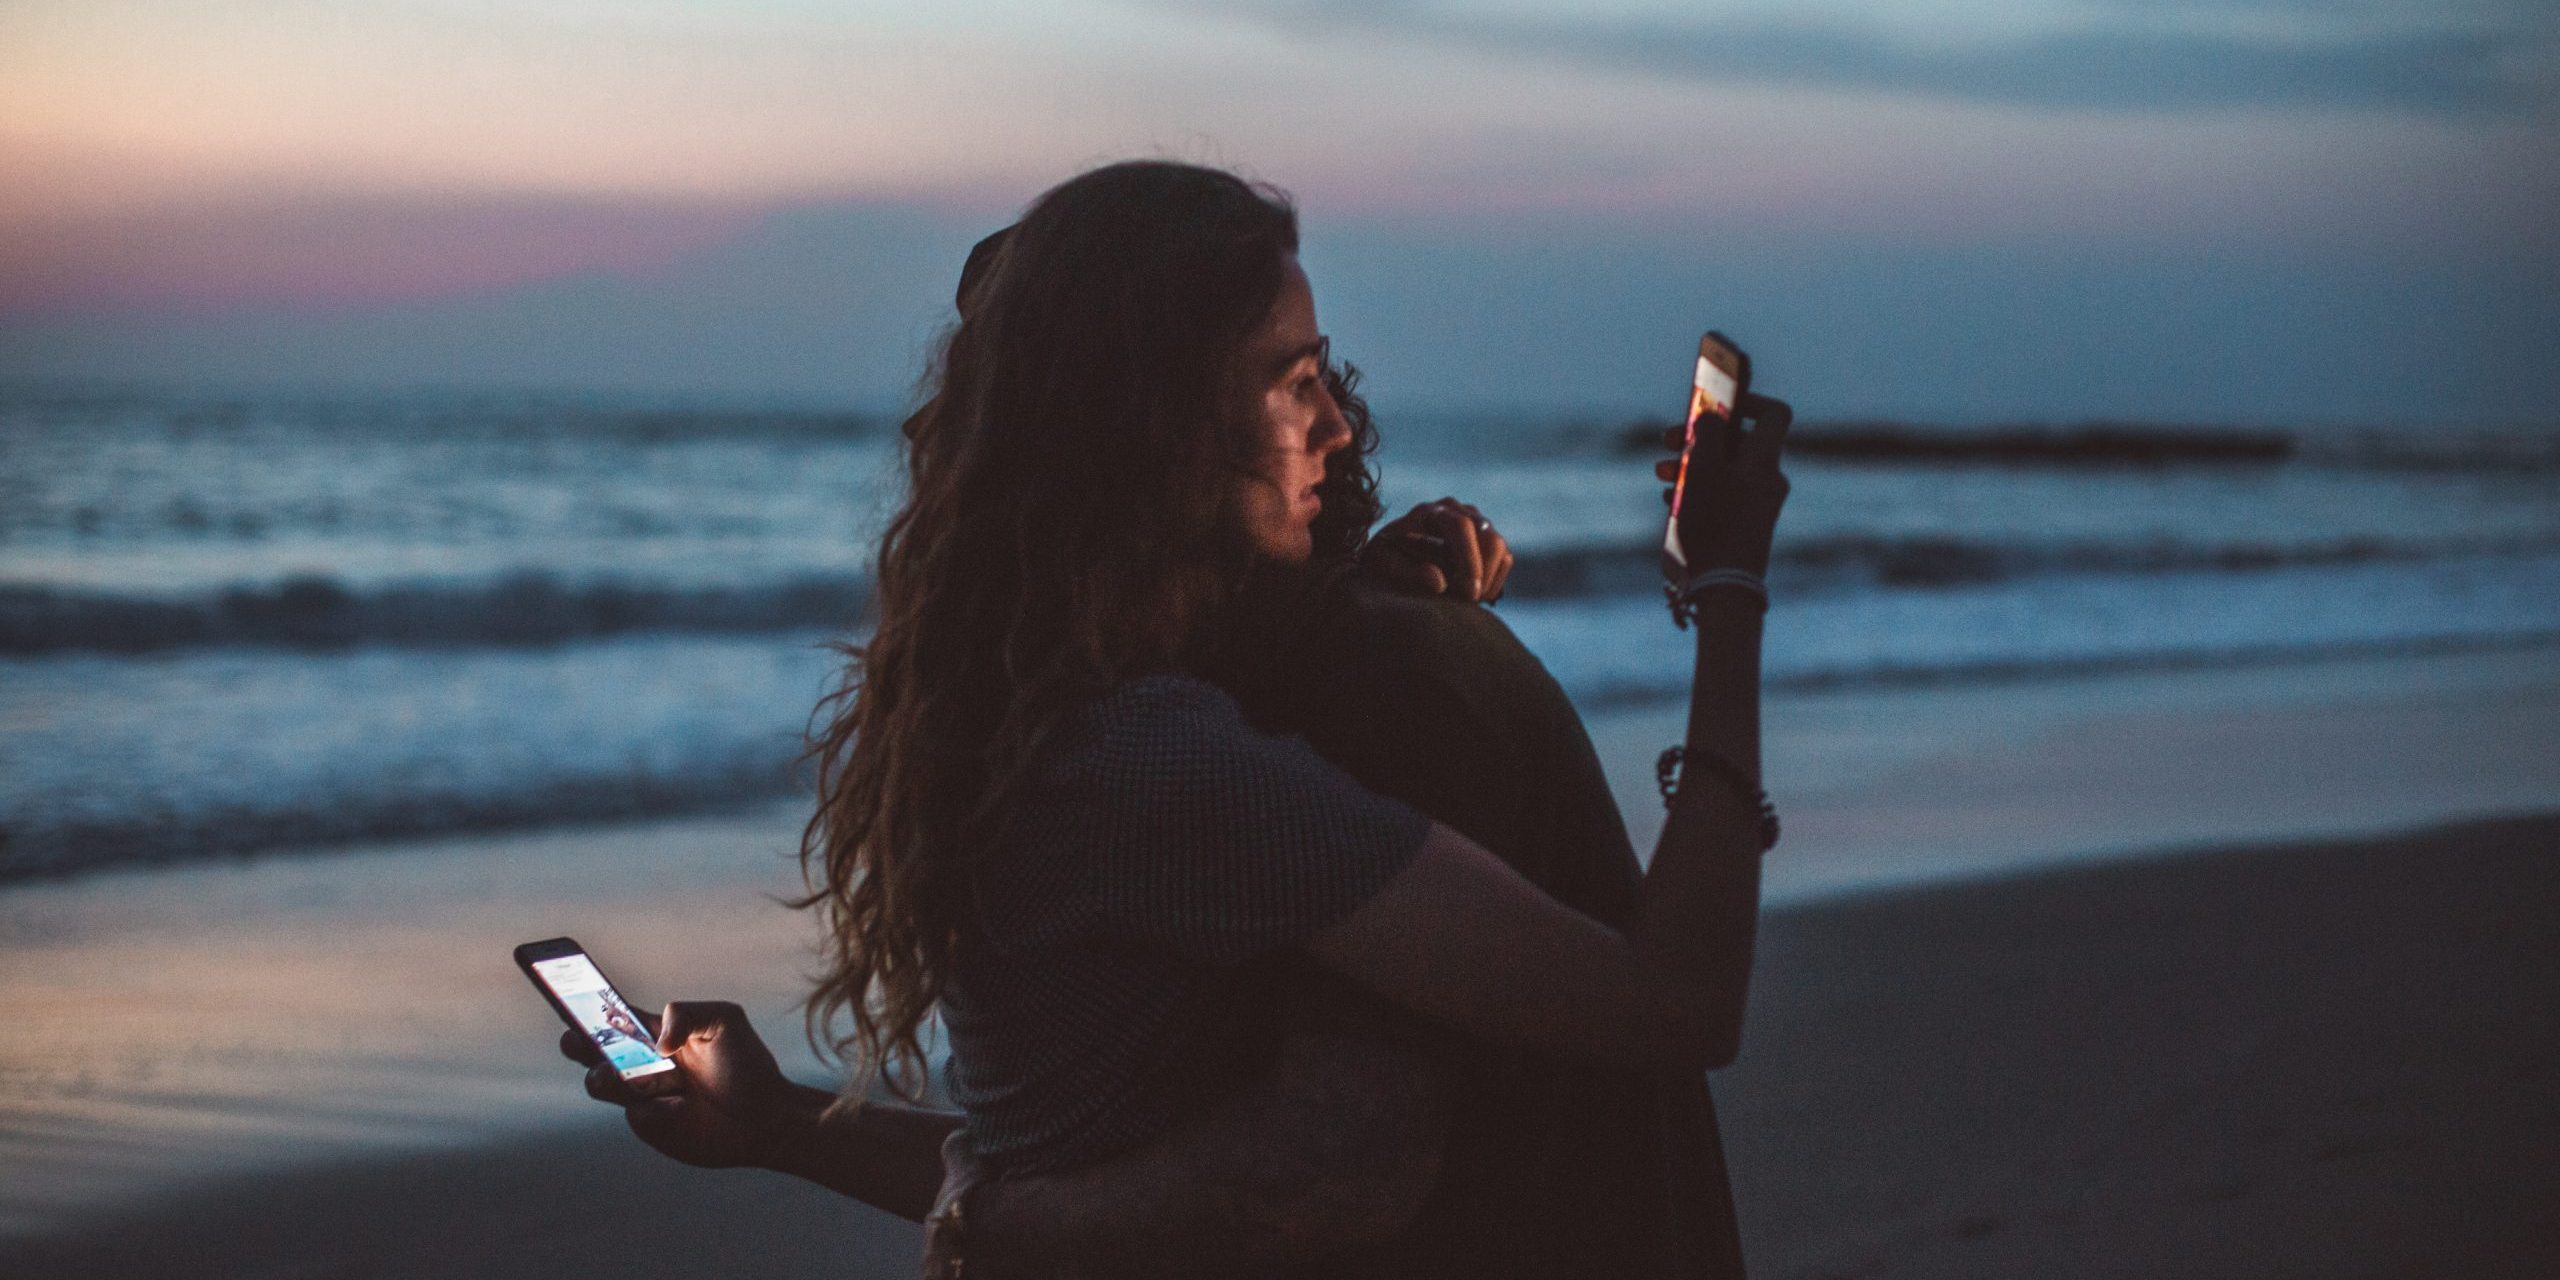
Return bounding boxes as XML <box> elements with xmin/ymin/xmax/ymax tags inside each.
<box><xmin>3</xmin><ymin>0</ymin><xmax>2555</xmax><ymax>424</ymax></box>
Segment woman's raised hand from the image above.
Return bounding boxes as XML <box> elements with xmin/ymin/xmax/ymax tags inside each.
<box><xmin>1657</xmin><ymin>394</ymin><xmax>1793</xmax><ymax>577</ymax></box>
<box><xmin>1362</xmin><ymin>497</ymin><xmax>1515</xmax><ymax>604</ymax></box>
<box><xmin>559</xmin><ymin>999</ymin><xmax>802</xmax><ymax>1169</ymax></box>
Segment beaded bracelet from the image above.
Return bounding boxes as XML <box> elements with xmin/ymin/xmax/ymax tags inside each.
<box><xmin>1666</xmin><ymin>568</ymin><xmax>1769</xmax><ymax>630</ymax></box>
<box><xmin>1656</xmin><ymin>745</ymin><xmax>1781</xmax><ymax>853</ymax></box>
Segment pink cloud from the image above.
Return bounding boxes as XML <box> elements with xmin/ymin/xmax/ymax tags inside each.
<box><xmin>0</xmin><ymin>191</ymin><xmax>770</xmax><ymax>316</ymax></box>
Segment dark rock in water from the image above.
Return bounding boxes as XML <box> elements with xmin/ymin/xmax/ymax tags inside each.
<box><xmin>1616</xmin><ymin>418</ymin><xmax>2295</xmax><ymax>464</ymax></box>
<box><xmin>1788</xmin><ymin>421</ymin><xmax>2296</xmax><ymax>465</ymax></box>
<box><xmin>1789</xmin><ymin>535</ymin><xmax>2010</xmax><ymax>587</ymax></box>
<box><xmin>1499</xmin><ymin>543</ymin><xmax>1662</xmax><ymax>599</ymax></box>
<box><xmin>1615</xmin><ymin>418</ymin><xmax>1682</xmax><ymax>455</ymax></box>
<box><xmin>224</xmin><ymin>575</ymin><xmax>360</xmax><ymax>649</ymax></box>
<box><xmin>0</xmin><ymin>570</ymin><xmax>874</xmax><ymax>655</ymax></box>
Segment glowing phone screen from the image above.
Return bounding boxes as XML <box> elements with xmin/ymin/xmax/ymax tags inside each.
<box><xmin>531</xmin><ymin>953</ymin><xmax>675</xmax><ymax>1079</ymax></box>
<box><xmin>1664</xmin><ymin>354</ymin><xmax>1743</xmax><ymax>571</ymax></box>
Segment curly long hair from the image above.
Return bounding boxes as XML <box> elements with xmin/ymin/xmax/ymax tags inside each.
<box><xmin>798</xmin><ymin>161</ymin><xmax>1384</xmax><ymax>1102</ymax></box>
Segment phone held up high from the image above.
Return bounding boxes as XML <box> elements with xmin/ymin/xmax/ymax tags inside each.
<box><xmin>515</xmin><ymin>936</ymin><xmax>683</xmax><ymax>1097</ymax></box>
<box><xmin>1661</xmin><ymin>330</ymin><xmax>1753</xmax><ymax>600</ymax></box>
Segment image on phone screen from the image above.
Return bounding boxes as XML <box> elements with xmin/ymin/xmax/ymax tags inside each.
<box><xmin>1664</xmin><ymin>343</ymin><xmax>1745</xmax><ymax>575</ymax></box>
<box><xmin>529</xmin><ymin>952</ymin><xmax>675</xmax><ymax>1079</ymax></box>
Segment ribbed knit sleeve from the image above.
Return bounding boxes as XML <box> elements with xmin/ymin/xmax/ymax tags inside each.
<box><xmin>1059</xmin><ymin>674</ymin><xmax>1432</xmax><ymax>964</ymax></box>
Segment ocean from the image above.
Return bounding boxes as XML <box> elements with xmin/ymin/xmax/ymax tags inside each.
<box><xmin>5</xmin><ymin>386</ymin><xmax>2557</xmax><ymax>880</ymax></box>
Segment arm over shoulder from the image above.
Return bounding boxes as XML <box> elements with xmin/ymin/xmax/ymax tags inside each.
<box><xmin>1069</xmin><ymin>675</ymin><xmax>1433</xmax><ymax>965</ymax></box>
<box><xmin>1305</xmin><ymin>818</ymin><xmax>1739</xmax><ymax>1072</ymax></box>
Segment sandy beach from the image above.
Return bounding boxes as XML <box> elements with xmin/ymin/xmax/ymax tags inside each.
<box><xmin>1720</xmin><ymin>810</ymin><xmax>2558</xmax><ymax>1279</ymax></box>
<box><xmin>6</xmin><ymin>812</ymin><xmax>2553</xmax><ymax>1279</ymax></box>
<box><xmin>4</xmin><ymin>642</ymin><xmax>2557</xmax><ymax>1277</ymax></box>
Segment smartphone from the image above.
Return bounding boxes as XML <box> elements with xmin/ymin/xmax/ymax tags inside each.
<box><xmin>1661</xmin><ymin>330</ymin><xmax>1753</xmax><ymax>594</ymax></box>
<box><xmin>515</xmin><ymin>936</ymin><xmax>683</xmax><ymax>1097</ymax></box>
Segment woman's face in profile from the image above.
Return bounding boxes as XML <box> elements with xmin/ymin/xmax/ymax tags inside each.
<box><xmin>1231</xmin><ymin>255</ymin><xmax>1353</xmax><ymax>565</ymax></box>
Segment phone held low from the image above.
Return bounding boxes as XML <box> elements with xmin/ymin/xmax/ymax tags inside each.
<box><xmin>515</xmin><ymin>936</ymin><xmax>685</xmax><ymax>1097</ymax></box>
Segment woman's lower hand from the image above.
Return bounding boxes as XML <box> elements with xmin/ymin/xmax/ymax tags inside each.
<box><xmin>1363</xmin><ymin>497</ymin><xmax>1514</xmax><ymax>604</ymax></box>
<box><xmin>922</xmin><ymin>1128</ymin><xmax>986</xmax><ymax>1280</ymax></box>
<box><xmin>558</xmin><ymin>999</ymin><xmax>804</xmax><ymax>1170</ymax></box>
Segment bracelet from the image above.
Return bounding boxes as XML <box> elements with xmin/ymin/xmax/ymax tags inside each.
<box><xmin>1666</xmin><ymin>568</ymin><xmax>1768</xmax><ymax>629</ymax></box>
<box><xmin>1655</xmin><ymin>745</ymin><xmax>1780</xmax><ymax>853</ymax></box>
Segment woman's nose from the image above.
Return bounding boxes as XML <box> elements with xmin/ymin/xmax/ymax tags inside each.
<box><xmin>1311</xmin><ymin>388</ymin><xmax>1352</xmax><ymax>455</ymax></box>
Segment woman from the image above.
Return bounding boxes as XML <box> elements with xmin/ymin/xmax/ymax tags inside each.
<box><xmin>561</xmin><ymin>158</ymin><xmax>1785</xmax><ymax>1269</ymax></box>
<box><xmin>808</xmin><ymin>158</ymin><xmax>1785</xmax><ymax>1182</ymax></box>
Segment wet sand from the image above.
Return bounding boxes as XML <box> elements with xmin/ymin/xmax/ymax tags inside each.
<box><xmin>1716</xmin><ymin>810</ymin><xmax>2559</xmax><ymax>1279</ymax></box>
<box><xmin>5</xmin><ymin>811</ymin><xmax>2554</xmax><ymax>1279</ymax></box>
<box><xmin>0</xmin><ymin>804</ymin><xmax>833</xmax><ymax>1236</ymax></box>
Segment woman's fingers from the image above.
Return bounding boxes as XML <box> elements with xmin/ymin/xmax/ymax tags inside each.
<box><xmin>1737</xmin><ymin>394</ymin><xmax>1792</xmax><ymax>466</ymax></box>
<box><xmin>1427</xmin><ymin>499</ymin><xmax>1488</xmax><ymax>600</ymax></box>
<box><xmin>1453</xmin><ymin>500</ymin><xmax>1509</xmax><ymax>603</ymax></box>
<box><xmin>1372</xmin><ymin>499</ymin><xmax>1510</xmax><ymax>604</ymax></box>
<box><xmin>561</xmin><ymin>1027</ymin><xmax>602</xmax><ymax>1066</ymax></box>
<box><xmin>1481</xmin><ymin>530</ymin><xmax>1513</xmax><ymax>604</ymax></box>
<box><xmin>624</xmin><ymin>1094</ymin><xmax>694</xmax><ymax>1148</ymax></box>
<box><xmin>1658</xmin><ymin>389</ymin><xmax>1793</xmax><ymax>577</ymax></box>
<box><xmin>1462</xmin><ymin>504</ymin><xmax>1512</xmax><ymax>603</ymax></box>
<box><xmin>1398</xmin><ymin>500</ymin><xmax>1483</xmax><ymax>601</ymax></box>
<box><xmin>586</xmin><ymin>1060</ymin><xmax>637</xmax><ymax>1106</ymax></box>
<box><xmin>1366</xmin><ymin>531</ymin><xmax>1451</xmax><ymax>596</ymax></box>
<box><xmin>654</xmin><ymin>1000</ymin><xmax>744</xmax><ymax>1054</ymax></box>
